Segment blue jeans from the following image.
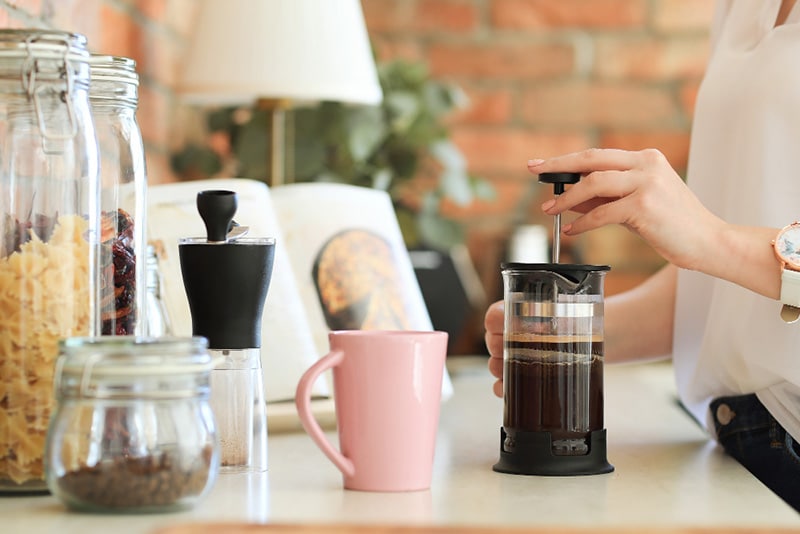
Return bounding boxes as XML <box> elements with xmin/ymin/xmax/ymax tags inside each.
<box><xmin>710</xmin><ymin>394</ymin><xmax>800</xmax><ymax>513</ymax></box>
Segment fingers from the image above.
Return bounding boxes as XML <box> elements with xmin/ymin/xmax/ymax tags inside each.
<box><xmin>528</xmin><ymin>148</ymin><xmax>640</xmax><ymax>174</ymax></box>
<box><xmin>484</xmin><ymin>300</ymin><xmax>504</xmax><ymax>372</ymax></box>
<box><xmin>485</xmin><ymin>331</ymin><xmax>503</xmax><ymax>370</ymax></box>
<box><xmin>484</xmin><ymin>300</ymin><xmax>504</xmax><ymax>333</ymax></box>
<box><xmin>484</xmin><ymin>299</ymin><xmax>504</xmax><ymax>398</ymax></box>
<box><xmin>542</xmin><ymin>170</ymin><xmax>634</xmax><ymax>216</ymax></box>
<box><xmin>487</xmin><ymin>352</ymin><xmax>503</xmax><ymax>378</ymax></box>
<box><xmin>561</xmin><ymin>197</ymin><xmax>631</xmax><ymax>235</ymax></box>
<box><xmin>487</xmin><ymin>338</ymin><xmax>504</xmax><ymax>398</ymax></box>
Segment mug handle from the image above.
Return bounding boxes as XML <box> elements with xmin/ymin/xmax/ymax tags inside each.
<box><xmin>294</xmin><ymin>350</ymin><xmax>355</xmax><ymax>478</ymax></box>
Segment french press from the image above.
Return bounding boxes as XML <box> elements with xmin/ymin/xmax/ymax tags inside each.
<box><xmin>493</xmin><ymin>172</ymin><xmax>613</xmax><ymax>476</ymax></box>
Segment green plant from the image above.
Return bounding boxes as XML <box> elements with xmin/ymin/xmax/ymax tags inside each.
<box><xmin>171</xmin><ymin>59</ymin><xmax>494</xmax><ymax>250</ymax></box>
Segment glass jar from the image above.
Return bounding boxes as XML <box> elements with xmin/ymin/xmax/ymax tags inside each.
<box><xmin>45</xmin><ymin>336</ymin><xmax>220</xmax><ymax>513</ymax></box>
<box><xmin>0</xmin><ymin>30</ymin><xmax>99</xmax><ymax>493</ymax></box>
<box><xmin>89</xmin><ymin>55</ymin><xmax>147</xmax><ymax>336</ymax></box>
<box><xmin>143</xmin><ymin>244</ymin><xmax>172</xmax><ymax>337</ymax></box>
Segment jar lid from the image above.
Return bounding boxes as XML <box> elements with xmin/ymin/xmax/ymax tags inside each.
<box><xmin>0</xmin><ymin>29</ymin><xmax>89</xmax><ymax>68</ymax></box>
<box><xmin>0</xmin><ymin>29</ymin><xmax>88</xmax><ymax>58</ymax></box>
<box><xmin>88</xmin><ymin>55</ymin><xmax>139</xmax><ymax>86</ymax></box>
<box><xmin>0</xmin><ymin>29</ymin><xmax>90</xmax><ymax>94</ymax></box>
<box><xmin>55</xmin><ymin>336</ymin><xmax>214</xmax><ymax>399</ymax></box>
<box><xmin>88</xmin><ymin>55</ymin><xmax>139</xmax><ymax>107</ymax></box>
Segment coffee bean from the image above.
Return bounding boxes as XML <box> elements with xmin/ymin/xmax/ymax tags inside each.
<box><xmin>56</xmin><ymin>446</ymin><xmax>213</xmax><ymax>511</ymax></box>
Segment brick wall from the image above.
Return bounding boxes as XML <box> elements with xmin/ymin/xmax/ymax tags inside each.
<box><xmin>362</xmin><ymin>0</ymin><xmax>715</xmax><ymax>300</ymax></box>
<box><xmin>0</xmin><ymin>0</ymin><xmax>197</xmax><ymax>187</ymax></box>
<box><xmin>3</xmin><ymin>0</ymin><xmax>716</xmax><ymax>351</ymax></box>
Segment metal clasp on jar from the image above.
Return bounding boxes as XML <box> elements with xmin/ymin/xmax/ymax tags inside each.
<box><xmin>21</xmin><ymin>33</ymin><xmax>78</xmax><ymax>145</ymax></box>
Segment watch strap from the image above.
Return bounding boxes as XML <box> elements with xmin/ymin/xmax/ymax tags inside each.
<box><xmin>780</xmin><ymin>268</ymin><xmax>800</xmax><ymax>323</ymax></box>
<box><xmin>781</xmin><ymin>268</ymin><xmax>800</xmax><ymax>307</ymax></box>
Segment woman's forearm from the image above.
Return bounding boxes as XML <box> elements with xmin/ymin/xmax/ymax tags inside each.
<box><xmin>698</xmin><ymin>224</ymin><xmax>780</xmax><ymax>301</ymax></box>
<box><xmin>604</xmin><ymin>224</ymin><xmax>782</xmax><ymax>364</ymax></box>
<box><xmin>605</xmin><ymin>264</ymin><xmax>676</xmax><ymax>363</ymax></box>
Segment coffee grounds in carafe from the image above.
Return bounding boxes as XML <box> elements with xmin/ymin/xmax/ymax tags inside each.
<box><xmin>503</xmin><ymin>335</ymin><xmax>604</xmax><ymax>455</ymax></box>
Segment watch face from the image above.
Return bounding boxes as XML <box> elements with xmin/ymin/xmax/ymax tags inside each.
<box><xmin>775</xmin><ymin>223</ymin><xmax>800</xmax><ymax>269</ymax></box>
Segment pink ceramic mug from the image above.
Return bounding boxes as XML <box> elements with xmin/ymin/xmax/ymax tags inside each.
<box><xmin>295</xmin><ymin>330</ymin><xmax>448</xmax><ymax>492</ymax></box>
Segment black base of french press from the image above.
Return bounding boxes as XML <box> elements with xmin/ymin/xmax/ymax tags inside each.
<box><xmin>493</xmin><ymin>427</ymin><xmax>614</xmax><ymax>476</ymax></box>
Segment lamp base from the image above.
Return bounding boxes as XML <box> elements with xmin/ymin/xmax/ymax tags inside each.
<box><xmin>493</xmin><ymin>427</ymin><xmax>614</xmax><ymax>476</ymax></box>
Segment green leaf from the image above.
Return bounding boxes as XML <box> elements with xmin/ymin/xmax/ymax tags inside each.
<box><xmin>418</xmin><ymin>212</ymin><xmax>464</xmax><ymax>251</ymax></box>
<box><xmin>371</xmin><ymin>168</ymin><xmax>392</xmax><ymax>191</ymax></box>
<box><xmin>386</xmin><ymin>91</ymin><xmax>419</xmax><ymax>133</ymax></box>
<box><xmin>234</xmin><ymin>114</ymin><xmax>270</xmax><ymax>180</ymax></box>
<box><xmin>207</xmin><ymin>108</ymin><xmax>236</xmax><ymax>132</ymax></box>
<box><xmin>421</xmin><ymin>191</ymin><xmax>441</xmax><ymax>214</ymax></box>
<box><xmin>347</xmin><ymin>106</ymin><xmax>386</xmax><ymax>162</ymax></box>
<box><xmin>170</xmin><ymin>144</ymin><xmax>222</xmax><ymax>178</ymax></box>
<box><xmin>394</xmin><ymin>206</ymin><xmax>420</xmax><ymax>248</ymax></box>
<box><xmin>471</xmin><ymin>176</ymin><xmax>497</xmax><ymax>201</ymax></box>
<box><xmin>292</xmin><ymin>138</ymin><xmax>326</xmax><ymax>181</ymax></box>
<box><xmin>422</xmin><ymin>82</ymin><xmax>454</xmax><ymax>117</ymax></box>
<box><xmin>430</xmin><ymin>140</ymin><xmax>466</xmax><ymax>170</ymax></box>
<box><xmin>440</xmin><ymin>168</ymin><xmax>473</xmax><ymax>206</ymax></box>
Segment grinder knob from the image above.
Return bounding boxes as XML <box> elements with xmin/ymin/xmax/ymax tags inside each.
<box><xmin>197</xmin><ymin>190</ymin><xmax>237</xmax><ymax>242</ymax></box>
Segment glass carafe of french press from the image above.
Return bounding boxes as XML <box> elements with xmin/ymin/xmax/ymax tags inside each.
<box><xmin>494</xmin><ymin>173</ymin><xmax>613</xmax><ymax>476</ymax></box>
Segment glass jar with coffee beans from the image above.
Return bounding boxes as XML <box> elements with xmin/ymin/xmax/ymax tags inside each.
<box><xmin>45</xmin><ymin>336</ymin><xmax>220</xmax><ymax>513</ymax></box>
<box><xmin>88</xmin><ymin>55</ymin><xmax>148</xmax><ymax>336</ymax></box>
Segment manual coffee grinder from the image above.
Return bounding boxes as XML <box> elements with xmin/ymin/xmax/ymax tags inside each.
<box><xmin>493</xmin><ymin>172</ymin><xmax>613</xmax><ymax>476</ymax></box>
<box><xmin>179</xmin><ymin>190</ymin><xmax>275</xmax><ymax>473</ymax></box>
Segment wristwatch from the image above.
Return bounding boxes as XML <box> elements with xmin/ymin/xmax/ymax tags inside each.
<box><xmin>772</xmin><ymin>221</ymin><xmax>800</xmax><ymax>323</ymax></box>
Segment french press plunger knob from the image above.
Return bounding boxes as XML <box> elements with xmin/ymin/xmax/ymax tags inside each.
<box><xmin>538</xmin><ymin>172</ymin><xmax>581</xmax><ymax>263</ymax></box>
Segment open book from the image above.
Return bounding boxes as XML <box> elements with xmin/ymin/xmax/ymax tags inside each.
<box><xmin>147</xmin><ymin>179</ymin><xmax>453</xmax><ymax>431</ymax></box>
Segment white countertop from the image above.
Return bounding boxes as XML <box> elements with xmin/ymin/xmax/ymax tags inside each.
<box><xmin>3</xmin><ymin>357</ymin><xmax>799</xmax><ymax>533</ymax></box>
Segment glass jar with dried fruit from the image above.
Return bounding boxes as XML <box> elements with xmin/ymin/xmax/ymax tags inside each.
<box><xmin>45</xmin><ymin>336</ymin><xmax>220</xmax><ymax>513</ymax></box>
<box><xmin>88</xmin><ymin>55</ymin><xmax>147</xmax><ymax>337</ymax></box>
<box><xmin>0</xmin><ymin>30</ymin><xmax>100</xmax><ymax>494</ymax></box>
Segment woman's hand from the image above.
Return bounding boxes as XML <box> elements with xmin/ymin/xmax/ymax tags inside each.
<box><xmin>484</xmin><ymin>148</ymin><xmax>723</xmax><ymax>396</ymax></box>
<box><xmin>481</xmin><ymin>147</ymin><xmax>781</xmax><ymax>393</ymax></box>
<box><xmin>530</xmin><ymin>148</ymin><xmax>724</xmax><ymax>272</ymax></box>
<box><xmin>484</xmin><ymin>300</ymin><xmax>504</xmax><ymax>398</ymax></box>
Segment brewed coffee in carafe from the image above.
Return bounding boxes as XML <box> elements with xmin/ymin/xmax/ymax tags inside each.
<box><xmin>494</xmin><ymin>172</ymin><xmax>613</xmax><ymax>476</ymax></box>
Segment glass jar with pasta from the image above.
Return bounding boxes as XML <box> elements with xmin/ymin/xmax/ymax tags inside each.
<box><xmin>0</xmin><ymin>30</ymin><xmax>99</xmax><ymax>493</ymax></box>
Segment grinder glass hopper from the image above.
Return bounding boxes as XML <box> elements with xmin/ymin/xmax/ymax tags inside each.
<box><xmin>493</xmin><ymin>172</ymin><xmax>614</xmax><ymax>476</ymax></box>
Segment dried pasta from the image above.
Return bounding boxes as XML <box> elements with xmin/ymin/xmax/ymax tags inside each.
<box><xmin>0</xmin><ymin>215</ymin><xmax>91</xmax><ymax>487</ymax></box>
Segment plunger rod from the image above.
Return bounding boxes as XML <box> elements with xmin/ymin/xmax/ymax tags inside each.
<box><xmin>551</xmin><ymin>182</ymin><xmax>565</xmax><ymax>263</ymax></box>
<box><xmin>538</xmin><ymin>173</ymin><xmax>580</xmax><ymax>264</ymax></box>
<box><xmin>552</xmin><ymin>212</ymin><xmax>561</xmax><ymax>263</ymax></box>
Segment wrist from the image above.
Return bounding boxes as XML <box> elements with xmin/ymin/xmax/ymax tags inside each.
<box><xmin>772</xmin><ymin>222</ymin><xmax>800</xmax><ymax>322</ymax></box>
<box><xmin>710</xmin><ymin>223</ymin><xmax>781</xmax><ymax>300</ymax></box>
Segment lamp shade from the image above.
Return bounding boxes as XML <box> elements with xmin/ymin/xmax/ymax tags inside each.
<box><xmin>178</xmin><ymin>0</ymin><xmax>383</xmax><ymax>106</ymax></box>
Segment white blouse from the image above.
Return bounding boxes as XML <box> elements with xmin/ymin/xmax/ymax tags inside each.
<box><xmin>674</xmin><ymin>0</ymin><xmax>800</xmax><ymax>439</ymax></box>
